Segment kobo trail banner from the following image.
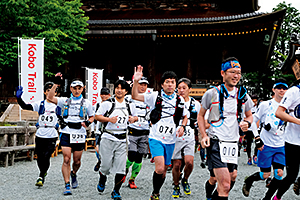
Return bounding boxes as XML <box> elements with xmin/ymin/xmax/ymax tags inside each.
<box><xmin>20</xmin><ymin>39</ymin><xmax>44</xmax><ymax>104</ymax></box>
<box><xmin>86</xmin><ymin>68</ymin><xmax>103</xmax><ymax>106</ymax></box>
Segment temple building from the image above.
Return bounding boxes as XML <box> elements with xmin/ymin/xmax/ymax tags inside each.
<box><xmin>63</xmin><ymin>0</ymin><xmax>286</xmax><ymax>96</ymax></box>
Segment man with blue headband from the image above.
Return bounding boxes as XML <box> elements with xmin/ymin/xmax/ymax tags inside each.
<box><xmin>242</xmin><ymin>78</ymin><xmax>288</xmax><ymax>200</ymax></box>
<box><xmin>198</xmin><ymin>57</ymin><xmax>253</xmax><ymax>200</ymax></box>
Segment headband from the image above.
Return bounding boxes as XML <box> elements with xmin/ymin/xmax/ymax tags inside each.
<box><xmin>273</xmin><ymin>82</ymin><xmax>288</xmax><ymax>89</ymax></box>
<box><xmin>221</xmin><ymin>60</ymin><xmax>241</xmax><ymax>71</ymax></box>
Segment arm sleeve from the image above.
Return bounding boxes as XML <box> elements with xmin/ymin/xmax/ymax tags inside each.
<box><xmin>17</xmin><ymin>97</ymin><xmax>33</xmax><ymax>111</ymax></box>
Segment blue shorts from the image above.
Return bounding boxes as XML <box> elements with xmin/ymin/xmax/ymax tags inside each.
<box><xmin>257</xmin><ymin>145</ymin><xmax>285</xmax><ymax>169</ymax></box>
<box><xmin>149</xmin><ymin>138</ymin><xmax>175</xmax><ymax>166</ymax></box>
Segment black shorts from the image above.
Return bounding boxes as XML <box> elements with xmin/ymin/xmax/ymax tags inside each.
<box><xmin>35</xmin><ymin>136</ymin><xmax>57</xmax><ymax>156</ymax></box>
<box><xmin>60</xmin><ymin>133</ymin><xmax>85</xmax><ymax>151</ymax></box>
<box><xmin>207</xmin><ymin>138</ymin><xmax>238</xmax><ymax>175</ymax></box>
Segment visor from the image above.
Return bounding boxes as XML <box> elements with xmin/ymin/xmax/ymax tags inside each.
<box><xmin>273</xmin><ymin>82</ymin><xmax>288</xmax><ymax>89</ymax></box>
<box><xmin>71</xmin><ymin>81</ymin><xmax>84</xmax><ymax>87</ymax></box>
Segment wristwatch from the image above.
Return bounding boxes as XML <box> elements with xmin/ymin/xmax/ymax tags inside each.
<box><xmin>181</xmin><ymin>125</ymin><xmax>186</xmax><ymax>132</ymax></box>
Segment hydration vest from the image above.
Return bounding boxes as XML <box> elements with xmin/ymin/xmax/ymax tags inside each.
<box><xmin>62</xmin><ymin>97</ymin><xmax>87</xmax><ymax>120</ymax></box>
<box><xmin>36</xmin><ymin>100</ymin><xmax>61</xmax><ymax>129</ymax></box>
<box><xmin>101</xmin><ymin>97</ymin><xmax>132</xmax><ymax>132</ymax></box>
<box><xmin>149</xmin><ymin>91</ymin><xmax>184</xmax><ymax>127</ymax></box>
<box><xmin>208</xmin><ymin>84</ymin><xmax>247</xmax><ymax>127</ymax></box>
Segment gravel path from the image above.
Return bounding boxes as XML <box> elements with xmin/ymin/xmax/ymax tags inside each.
<box><xmin>0</xmin><ymin>147</ymin><xmax>297</xmax><ymax>200</ymax></box>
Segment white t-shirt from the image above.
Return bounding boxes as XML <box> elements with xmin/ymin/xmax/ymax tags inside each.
<box><xmin>254</xmin><ymin>99</ymin><xmax>284</xmax><ymax>147</ymax></box>
<box><xmin>144</xmin><ymin>91</ymin><xmax>188</xmax><ymax>144</ymax></box>
<box><xmin>128</xmin><ymin>98</ymin><xmax>150</xmax><ymax>131</ymax></box>
<box><xmin>201</xmin><ymin>87</ymin><xmax>253</xmax><ymax>142</ymax></box>
<box><xmin>96</xmin><ymin>98</ymin><xmax>136</xmax><ymax>142</ymax></box>
<box><xmin>31</xmin><ymin>100</ymin><xmax>59</xmax><ymax>138</ymax></box>
<box><xmin>57</xmin><ymin>96</ymin><xmax>94</xmax><ymax>135</ymax></box>
<box><xmin>176</xmin><ymin>97</ymin><xmax>201</xmax><ymax>142</ymax></box>
<box><xmin>279</xmin><ymin>86</ymin><xmax>300</xmax><ymax>145</ymax></box>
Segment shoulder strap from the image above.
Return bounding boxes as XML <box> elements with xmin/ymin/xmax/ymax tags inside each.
<box><xmin>38</xmin><ymin>100</ymin><xmax>45</xmax><ymax>115</ymax></box>
<box><xmin>237</xmin><ymin>86</ymin><xmax>247</xmax><ymax>123</ymax></box>
<box><xmin>104</xmin><ymin>98</ymin><xmax>116</xmax><ymax>117</ymax></box>
<box><xmin>125</xmin><ymin>98</ymin><xmax>132</xmax><ymax>116</ymax></box>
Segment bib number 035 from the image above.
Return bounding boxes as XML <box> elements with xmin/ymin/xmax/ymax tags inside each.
<box><xmin>219</xmin><ymin>141</ymin><xmax>238</xmax><ymax>164</ymax></box>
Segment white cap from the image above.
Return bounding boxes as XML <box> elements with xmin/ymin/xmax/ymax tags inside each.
<box><xmin>70</xmin><ymin>80</ymin><xmax>84</xmax><ymax>87</ymax></box>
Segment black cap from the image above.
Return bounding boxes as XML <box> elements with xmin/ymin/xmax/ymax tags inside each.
<box><xmin>100</xmin><ymin>87</ymin><xmax>110</xmax><ymax>95</ymax></box>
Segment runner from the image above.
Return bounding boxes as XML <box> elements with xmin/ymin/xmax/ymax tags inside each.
<box><xmin>242</xmin><ymin>79</ymin><xmax>288</xmax><ymax>200</ymax></box>
<box><xmin>93</xmin><ymin>87</ymin><xmax>111</xmax><ymax>172</ymax></box>
<box><xmin>132</xmin><ymin>65</ymin><xmax>188</xmax><ymax>200</ymax></box>
<box><xmin>16</xmin><ymin>82</ymin><xmax>61</xmax><ymax>187</ymax></box>
<box><xmin>272</xmin><ymin>81</ymin><xmax>300</xmax><ymax>200</ymax></box>
<box><xmin>95</xmin><ymin>79</ymin><xmax>137</xmax><ymax>200</ymax></box>
<box><xmin>125</xmin><ymin>77</ymin><xmax>150</xmax><ymax>189</ymax></box>
<box><xmin>197</xmin><ymin>57</ymin><xmax>253</xmax><ymax>199</ymax></box>
<box><xmin>47</xmin><ymin>76</ymin><xmax>94</xmax><ymax>195</ymax></box>
<box><xmin>171</xmin><ymin>78</ymin><xmax>200</xmax><ymax>198</ymax></box>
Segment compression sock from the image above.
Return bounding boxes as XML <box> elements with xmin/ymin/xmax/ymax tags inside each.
<box><xmin>264</xmin><ymin>178</ymin><xmax>282</xmax><ymax>199</ymax></box>
<box><xmin>126</xmin><ymin>159</ymin><xmax>134</xmax><ymax>170</ymax></box>
<box><xmin>205</xmin><ymin>180</ymin><xmax>216</xmax><ymax>198</ymax></box>
<box><xmin>99</xmin><ymin>171</ymin><xmax>107</xmax><ymax>185</ymax></box>
<box><xmin>130</xmin><ymin>162</ymin><xmax>142</xmax><ymax>180</ymax></box>
<box><xmin>114</xmin><ymin>174</ymin><xmax>125</xmax><ymax>193</ymax></box>
<box><xmin>246</xmin><ymin>172</ymin><xmax>264</xmax><ymax>185</ymax></box>
<box><xmin>153</xmin><ymin>171</ymin><xmax>165</xmax><ymax>194</ymax></box>
<box><xmin>230</xmin><ymin>181</ymin><xmax>235</xmax><ymax>190</ymax></box>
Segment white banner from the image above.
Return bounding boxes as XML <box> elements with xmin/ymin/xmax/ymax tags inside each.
<box><xmin>86</xmin><ymin>68</ymin><xmax>103</xmax><ymax>106</ymax></box>
<box><xmin>20</xmin><ymin>39</ymin><xmax>44</xmax><ymax>104</ymax></box>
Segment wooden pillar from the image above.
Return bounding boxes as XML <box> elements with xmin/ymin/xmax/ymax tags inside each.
<box><xmin>186</xmin><ymin>58</ymin><xmax>193</xmax><ymax>79</ymax></box>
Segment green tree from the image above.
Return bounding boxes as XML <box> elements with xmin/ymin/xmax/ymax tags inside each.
<box><xmin>0</xmin><ymin>0</ymin><xmax>88</xmax><ymax>75</ymax></box>
<box><xmin>243</xmin><ymin>2</ymin><xmax>299</xmax><ymax>99</ymax></box>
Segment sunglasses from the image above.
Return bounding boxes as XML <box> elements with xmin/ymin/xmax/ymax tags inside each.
<box><xmin>274</xmin><ymin>86</ymin><xmax>288</xmax><ymax>90</ymax></box>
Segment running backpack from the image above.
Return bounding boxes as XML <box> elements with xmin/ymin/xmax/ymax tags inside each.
<box><xmin>208</xmin><ymin>84</ymin><xmax>247</xmax><ymax>127</ymax></box>
<box><xmin>62</xmin><ymin>98</ymin><xmax>86</xmax><ymax>120</ymax></box>
<box><xmin>36</xmin><ymin>100</ymin><xmax>62</xmax><ymax>129</ymax></box>
<box><xmin>101</xmin><ymin>97</ymin><xmax>132</xmax><ymax>131</ymax></box>
<box><xmin>149</xmin><ymin>91</ymin><xmax>184</xmax><ymax>127</ymax></box>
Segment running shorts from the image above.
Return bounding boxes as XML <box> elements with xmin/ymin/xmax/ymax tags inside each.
<box><xmin>172</xmin><ymin>139</ymin><xmax>195</xmax><ymax>159</ymax></box>
<box><xmin>128</xmin><ymin>134</ymin><xmax>149</xmax><ymax>154</ymax></box>
<box><xmin>149</xmin><ymin>138</ymin><xmax>175</xmax><ymax>166</ymax></box>
<box><xmin>257</xmin><ymin>145</ymin><xmax>285</xmax><ymax>169</ymax></box>
<box><xmin>60</xmin><ymin>133</ymin><xmax>85</xmax><ymax>151</ymax></box>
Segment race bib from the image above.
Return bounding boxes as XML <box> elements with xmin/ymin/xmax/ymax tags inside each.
<box><xmin>182</xmin><ymin>126</ymin><xmax>195</xmax><ymax>140</ymax></box>
<box><xmin>38</xmin><ymin>112</ymin><xmax>57</xmax><ymax>127</ymax></box>
<box><xmin>70</xmin><ymin>133</ymin><xmax>86</xmax><ymax>143</ymax></box>
<box><xmin>155</xmin><ymin>122</ymin><xmax>176</xmax><ymax>141</ymax></box>
<box><xmin>219</xmin><ymin>141</ymin><xmax>238</xmax><ymax>164</ymax></box>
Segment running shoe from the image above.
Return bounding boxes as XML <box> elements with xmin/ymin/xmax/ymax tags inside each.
<box><xmin>273</xmin><ymin>195</ymin><xmax>281</xmax><ymax>200</ymax></box>
<box><xmin>94</xmin><ymin>160</ymin><xmax>101</xmax><ymax>172</ymax></box>
<box><xmin>111</xmin><ymin>190</ymin><xmax>122</xmax><ymax>200</ymax></box>
<box><xmin>71</xmin><ymin>172</ymin><xmax>78</xmax><ymax>189</ymax></box>
<box><xmin>247</xmin><ymin>158</ymin><xmax>252</xmax><ymax>165</ymax></box>
<box><xmin>97</xmin><ymin>183</ymin><xmax>105</xmax><ymax>193</ymax></box>
<box><xmin>172</xmin><ymin>184</ymin><xmax>181</xmax><ymax>198</ymax></box>
<box><xmin>35</xmin><ymin>177</ymin><xmax>44</xmax><ymax>187</ymax></box>
<box><xmin>182</xmin><ymin>180</ymin><xmax>191</xmax><ymax>195</ymax></box>
<box><xmin>149</xmin><ymin>193</ymin><xmax>160</xmax><ymax>200</ymax></box>
<box><xmin>150</xmin><ymin>158</ymin><xmax>155</xmax><ymax>163</ymax></box>
<box><xmin>63</xmin><ymin>183</ymin><xmax>72</xmax><ymax>195</ymax></box>
<box><xmin>293</xmin><ymin>177</ymin><xmax>300</xmax><ymax>195</ymax></box>
<box><xmin>128</xmin><ymin>179</ymin><xmax>137</xmax><ymax>189</ymax></box>
<box><xmin>242</xmin><ymin>178</ymin><xmax>252</xmax><ymax>197</ymax></box>
<box><xmin>253</xmin><ymin>155</ymin><xmax>258</xmax><ymax>164</ymax></box>
<box><xmin>206</xmin><ymin>198</ymin><xmax>212</xmax><ymax>200</ymax></box>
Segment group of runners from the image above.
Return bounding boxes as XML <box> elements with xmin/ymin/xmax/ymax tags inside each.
<box><xmin>15</xmin><ymin>56</ymin><xmax>300</xmax><ymax>200</ymax></box>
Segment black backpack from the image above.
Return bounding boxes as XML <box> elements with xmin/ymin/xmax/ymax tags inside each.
<box><xmin>150</xmin><ymin>91</ymin><xmax>184</xmax><ymax>127</ymax></box>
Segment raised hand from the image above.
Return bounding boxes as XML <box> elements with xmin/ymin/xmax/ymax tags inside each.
<box><xmin>133</xmin><ymin>65</ymin><xmax>143</xmax><ymax>82</ymax></box>
<box><xmin>16</xmin><ymin>86</ymin><xmax>23</xmax><ymax>98</ymax></box>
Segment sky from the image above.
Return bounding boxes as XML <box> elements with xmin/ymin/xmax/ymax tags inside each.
<box><xmin>259</xmin><ymin>0</ymin><xmax>300</xmax><ymax>13</ymax></box>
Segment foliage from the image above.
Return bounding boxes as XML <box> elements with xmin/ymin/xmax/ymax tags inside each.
<box><xmin>0</xmin><ymin>0</ymin><xmax>89</xmax><ymax>75</ymax></box>
<box><xmin>243</xmin><ymin>2</ymin><xmax>299</xmax><ymax>99</ymax></box>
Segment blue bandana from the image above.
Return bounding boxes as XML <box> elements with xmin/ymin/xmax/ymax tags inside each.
<box><xmin>71</xmin><ymin>94</ymin><xmax>83</xmax><ymax>100</ymax></box>
<box><xmin>221</xmin><ymin>60</ymin><xmax>241</xmax><ymax>71</ymax></box>
<box><xmin>161</xmin><ymin>89</ymin><xmax>175</xmax><ymax>100</ymax></box>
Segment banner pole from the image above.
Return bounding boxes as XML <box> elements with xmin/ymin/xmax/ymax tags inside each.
<box><xmin>18</xmin><ymin>38</ymin><xmax>22</xmax><ymax>121</ymax></box>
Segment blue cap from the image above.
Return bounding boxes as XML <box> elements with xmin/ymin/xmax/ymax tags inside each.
<box><xmin>221</xmin><ymin>60</ymin><xmax>241</xmax><ymax>71</ymax></box>
<box><xmin>273</xmin><ymin>82</ymin><xmax>288</xmax><ymax>89</ymax></box>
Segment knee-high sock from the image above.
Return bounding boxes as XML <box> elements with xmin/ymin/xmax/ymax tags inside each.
<box><xmin>114</xmin><ymin>174</ymin><xmax>125</xmax><ymax>193</ymax></box>
<box><xmin>130</xmin><ymin>162</ymin><xmax>142</xmax><ymax>180</ymax></box>
<box><xmin>205</xmin><ymin>180</ymin><xmax>216</xmax><ymax>198</ymax></box>
<box><xmin>153</xmin><ymin>171</ymin><xmax>165</xmax><ymax>194</ymax></box>
<box><xmin>126</xmin><ymin>159</ymin><xmax>134</xmax><ymax>170</ymax></box>
<box><xmin>264</xmin><ymin>178</ymin><xmax>282</xmax><ymax>199</ymax></box>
